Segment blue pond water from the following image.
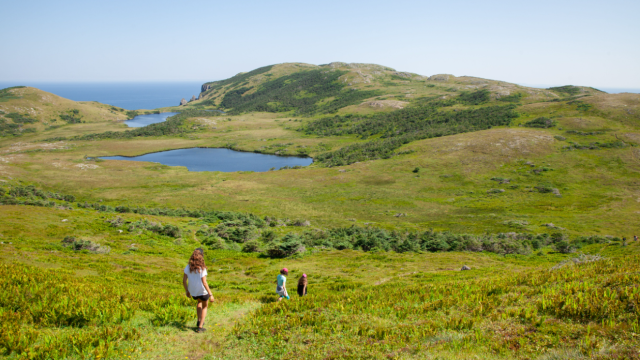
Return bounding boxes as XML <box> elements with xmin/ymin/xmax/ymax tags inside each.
<box><xmin>124</xmin><ymin>112</ymin><xmax>178</xmax><ymax>127</ymax></box>
<box><xmin>100</xmin><ymin>148</ymin><xmax>313</xmax><ymax>172</ymax></box>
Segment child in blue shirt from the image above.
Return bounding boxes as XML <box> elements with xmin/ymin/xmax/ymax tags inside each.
<box><xmin>276</xmin><ymin>268</ymin><xmax>289</xmax><ymax>301</ymax></box>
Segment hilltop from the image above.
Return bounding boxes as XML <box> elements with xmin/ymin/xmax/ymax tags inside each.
<box><xmin>191</xmin><ymin>62</ymin><xmax>605</xmax><ymax>114</ymax></box>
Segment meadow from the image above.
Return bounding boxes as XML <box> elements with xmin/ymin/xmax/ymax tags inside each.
<box><xmin>0</xmin><ymin>62</ymin><xmax>639</xmax><ymax>359</ymax></box>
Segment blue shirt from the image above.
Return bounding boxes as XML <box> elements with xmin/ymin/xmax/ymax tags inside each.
<box><xmin>277</xmin><ymin>274</ymin><xmax>286</xmax><ymax>287</ymax></box>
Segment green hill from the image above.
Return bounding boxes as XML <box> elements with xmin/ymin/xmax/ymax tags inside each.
<box><xmin>0</xmin><ymin>63</ymin><xmax>639</xmax><ymax>359</ymax></box>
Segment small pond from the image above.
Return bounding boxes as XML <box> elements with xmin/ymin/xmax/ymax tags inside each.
<box><xmin>100</xmin><ymin>148</ymin><xmax>313</xmax><ymax>172</ymax></box>
<box><xmin>124</xmin><ymin>112</ymin><xmax>178</xmax><ymax>127</ymax></box>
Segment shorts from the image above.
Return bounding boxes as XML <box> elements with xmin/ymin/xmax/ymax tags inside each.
<box><xmin>297</xmin><ymin>285</ymin><xmax>307</xmax><ymax>296</ymax></box>
<box><xmin>192</xmin><ymin>294</ymin><xmax>210</xmax><ymax>301</ymax></box>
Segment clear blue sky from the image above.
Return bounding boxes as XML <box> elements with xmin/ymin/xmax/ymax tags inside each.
<box><xmin>1</xmin><ymin>0</ymin><xmax>638</xmax><ymax>88</ymax></box>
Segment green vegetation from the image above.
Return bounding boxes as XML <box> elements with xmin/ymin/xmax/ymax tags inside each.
<box><xmin>311</xmin><ymin>105</ymin><xmax>518</xmax><ymax>166</ymax></box>
<box><xmin>0</xmin><ymin>112</ymin><xmax>37</xmax><ymax>137</ymax></box>
<box><xmin>457</xmin><ymin>89</ymin><xmax>491</xmax><ymax>105</ymax></box>
<box><xmin>1</xmin><ymin>62</ymin><xmax>639</xmax><ymax>359</ymax></box>
<box><xmin>3</xmin><ymin>183</ymin><xmax>606</xmax><ymax>257</ymax></box>
<box><xmin>497</xmin><ymin>93</ymin><xmax>523</xmax><ymax>102</ymax></box>
<box><xmin>219</xmin><ymin>70</ymin><xmax>379</xmax><ymax>115</ymax></box>
<box><xmin>202</xmin><ymin>65</ymin><xmax>274</xmax><ymax>94</ymax></box>
<box><xmin>547</xmin><ymin>85</ymin><xmax>581</xmax><ymax>96</ymax></box>
<box><xmin>45</xmin><ymin>109</ymin><xmax>217</xmax><ymax>141</ymax></box>
<box><xmin>523</xmin><ymin>117</ymin><xmax>555</xmax><ymax>128</ymax></box>
<box><xmin>0</xmin><ymin>86</ymin><xmax>25</xmax><ymax>102</ymax></box>
<box><xmin>59</xmin><ymin>109</ymin><xmax>83</xmax><ymax>124</ymax></box>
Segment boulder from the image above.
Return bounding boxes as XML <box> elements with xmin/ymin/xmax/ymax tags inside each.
<box><xmin>461</xmin><ymin>265</ymin><xmax>471</xmax><ymax>271</ymax></box>
<box><xmin>190</xmin><ymin>95</ymin><xmax>196</xmax><ymax>102</ymax></box>
<box><xmin>180</xmin><ymin>98</ymin><xmax>187</xmax><ymax>106</ymax></box>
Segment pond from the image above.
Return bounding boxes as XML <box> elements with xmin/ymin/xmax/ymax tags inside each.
<box><xmin>100</xmin><ymin>148</ymin><xmax>313</xmax><ymax>172</ymax></box>
<box><xmin>123</xmin><ymin>112</ymin><xmax>178</xmax><ymax>127</ymax></box>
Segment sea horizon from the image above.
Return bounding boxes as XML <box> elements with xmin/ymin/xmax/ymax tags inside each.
<box><xmin>0</xmin><ymin>81</ymin><xmax>208</xmax><ymax>110</ymax></box>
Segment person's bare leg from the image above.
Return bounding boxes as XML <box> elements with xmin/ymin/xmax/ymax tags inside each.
<box><xmin>196</xmin><ymin>301</ymin><xmax>203</xmax><ymax>327</ymax></box>
<box><xmin>200</xmin><ymin>300</ymin><xmax>208</xmax><ymax>328</ymax></box>
<box><xmin>278</xmin><ymin>297</ymin><xmax>282</xmax><ymax>302</ymax></box>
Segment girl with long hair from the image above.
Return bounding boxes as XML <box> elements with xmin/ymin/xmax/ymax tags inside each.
<box><xmin>183</xmin><ymin>249</ymin><xmax>213</xmax><ymax>333</ymax></box>
<box><xmin>297</xmin><ymin>274</ymin><xmax>308</xmax><ymax>296</ymax></box>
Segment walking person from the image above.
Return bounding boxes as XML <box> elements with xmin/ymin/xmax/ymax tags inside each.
<box><xmin>276</xmin><ymin>268</ymin><xmax>289</xmax><ymax>301</ymax></box>
<box><xmin>635</xmin><ymin>235</ymin><xmax>638</xmax><ymax>242</ymax></box>
<box><xmin>183</xmin><ymin>250</ymin><xmax>214</xmax><ymax>333</ymax></box>
<box><xmin>297</xmin><ymin>274</ymin><xmax>308</xmax><ymax>297</ymax></box>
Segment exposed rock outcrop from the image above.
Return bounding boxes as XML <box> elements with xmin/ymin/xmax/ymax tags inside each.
<box><xmin>180</xmin><ymin>98</ymin><xmax>187</xmax><ymax>106</ymax></box>
<box><xmin>428</xmin><ymin>74</ymin><xmax>450</xmax><ymax>82</ymax></box>
<box><xmin>362</xmin><ymin>100</ymin><xmax>408</xmax><ymax>109</ymax></box>
<box><xmin>201</xmin><ymin>84</ymin><xmax>211</xmax><ymax>93</ymax></box>
<box><xmin>190</xmin><ymin>95</ymin><xmax>196</xmax><ymax>102</ymax></box>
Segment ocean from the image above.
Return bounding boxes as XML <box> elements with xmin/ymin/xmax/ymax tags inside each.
<box><xmin>0</xmin><ymin>82</ymin><xmax>205</xmax><ymax>110</ymax></box>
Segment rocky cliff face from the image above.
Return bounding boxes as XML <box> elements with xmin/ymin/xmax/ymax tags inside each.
<box><xmin>201</xmin><ymin>84</ymin><xmax>211</xmax><ymax>93</ymax></box>
<box><xmin>180</xmin><ymin>98</ymin><xmax>187</xmax><ymax>106</ymax></box>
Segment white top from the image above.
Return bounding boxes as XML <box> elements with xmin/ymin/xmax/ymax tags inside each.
<box><xmin>184</xmin><ymin>265</ymin><xmax>208</xmax><ymax>297</ymax></box>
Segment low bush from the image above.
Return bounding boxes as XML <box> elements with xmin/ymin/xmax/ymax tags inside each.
<box><xmin>523</xmin><ymin>117</ymin><xmax>555</xmax><ymax>128</ymax></box>
<box><xmin>61</xmin><ymin>236</ymin><xmax>110</xmax><ymax>254</ymax></box>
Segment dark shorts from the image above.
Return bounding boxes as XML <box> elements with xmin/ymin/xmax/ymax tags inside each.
<box><xmin>192</xmin><ymin>294</ymin><xmax>210</xmax><ymax>301</ymax></box>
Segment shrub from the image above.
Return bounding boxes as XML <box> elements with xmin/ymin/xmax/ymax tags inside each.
<box><xmin>202</xmin><ymin>236</ymin><xmax>226</xmax><ymax>250</ymax></box>
<box><xmin>457</xmin><ymin>89</ymin><xmax>490</xmax><ymax>105</ymax></box>
<box><xmin>547</xmin><ymin>85</ymin><xmax>581</xmax><ymax>96</ymax></box>
<box><xmin>265</xmin><ymin>234</ymin><xmax>305</xmax><ymax>258</ymax></box>
<box><xmin>554</xmin><ymin>240</ymin><xmax>575</xmax><ymax>254</ymax></box>
<box><xmin>242</xmin><ymin>240</ymin><xmax>261</xmax><ymax>253</ymax></box>
<box><xmin>524</xmin><ymin>117</ymin><xmax>555</xmax><ymax>128</ymax></box>
<box><xmin>61</xmin><ymin>236</ymin><xmax>110</xmax><ymax>254</ymax></box>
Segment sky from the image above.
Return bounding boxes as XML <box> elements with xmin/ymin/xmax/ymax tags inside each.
<box><xmin>1</xmin><ymin>0</ymin><xmax>639</xmax><ymax>88</ymax></box>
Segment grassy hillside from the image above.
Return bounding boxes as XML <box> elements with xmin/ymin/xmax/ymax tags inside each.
<box><xmin>0</xmin><ymin>63</ymin><xmax>639</xmax><ymax>359</ymax></box>
<box><xmin>0</xmin><ymin>86</ymin><xmax>132</xmax><ymax>138</ymax></box>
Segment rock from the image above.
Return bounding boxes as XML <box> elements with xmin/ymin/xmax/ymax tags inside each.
<box><xmin>552</xmin><ymin>188</ymin><xmax>562</xmax><ymax>197</ymax></box>
<box><xmin>461</xmin><ymin>265</ymin><xmax>471</xmax><ymax>270</ymax></box>
<box><xmin>393</xmin><ymin>71</ymin><xmax>413</xmax><ymax>79</ymax></box>
<box><xmin>428</xmin><ymin>74</ymin><xmax>450</xmax><ymax>82</ymax></box>
<box><xmin>180</xmin><ymin>98</ymin><xmax>187</xmax><ymax>106</ymax></box>
<box><xmin>363</xmin><ymin>100</ymin><xmax>408</xmax><ymax>109</ymax></box>
<box><xmin>190</xmin><ymin>95</ymin><xmax>196</xmax><ymax>102</ymax></box>
<box><xmin>61</xmin><ymin>219</ymin><xmax>68</xmax><ymax>222</ymax></box>
<box><xmin>201</xmin><ymin>84</ymin><xmax>211</xmax><ymax>93</ymax></box>
<box><xmin>338</xmin><ymin>169</ymin><xmax>346</xmax><ymax>173</ymax></box>
<box><xmin>487</xmin><ymin>189</ymin><xmax>505</xmax><ymax>194</ymax></box>
<box><xmin>394</xmin><ymin>213</ymin><xmax>406</xmax><ymax>217</ymax></box>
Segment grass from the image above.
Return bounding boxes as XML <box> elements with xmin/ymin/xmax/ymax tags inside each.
<box><xmin>1</xmin><ymin>203</ymin><xmax>639</xmax><ymax>359</ymax></box>
<box><xmin>0</xmin><ymin>63</ymin><xmax>639</xmax><ymax>358</ymax></box>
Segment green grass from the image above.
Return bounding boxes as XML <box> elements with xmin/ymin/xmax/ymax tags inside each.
<box><xmin>0</xmin><ymin>63</ymin><xmax>639</xmax><ymax>359</ymax></box>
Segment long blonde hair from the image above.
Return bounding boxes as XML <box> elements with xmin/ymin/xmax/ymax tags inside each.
<box><xmin>188</xmin><ymin>250</ymin><xmax>206</xmax><ymax>273</ymax></box>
